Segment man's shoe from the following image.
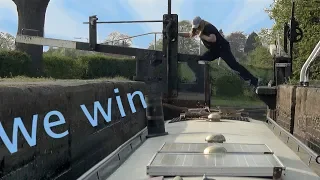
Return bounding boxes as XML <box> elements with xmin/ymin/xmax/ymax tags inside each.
<box><xmin>252</xmin><ymin>78</ymin><xmax>263</xmax><ymax>88</ymax></box>
<box><xmin>252</xmin><ymin>78</ymin><xmax>263</xmax><ymax>93</ymax></box>
<box><xmin>198</xmin><ymin>60</ymin><xmax>210</xmax><ymax>65</ymax></box>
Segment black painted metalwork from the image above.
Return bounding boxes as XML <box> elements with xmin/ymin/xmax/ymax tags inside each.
<box><xmin>83</xmin><ymin>20</ymin><xmax>163</xmax><ymax>24</ymax></box>
<box><xmin>163</xmin><ymin>14</ymin><xmax>179</xmax><ymax>99</ymax></box>
<box><xmin>168</xmin><ymin>0</ymin><xmax>171</xmax><ymax>15</ymax></box>
<box><xmin>288</xmin><ymin>0</ymin><xmax>303</xmax><ymax>75</ymax></box>
<box><xmin>256</xmin><ymin>0</ymin><xmax>303</xmax><ymax>111</ymax></box>
<box><xmin>89</xmin><ymin>15</ymin><xmax>98</xmax><ymax>51</ymax></box>
<box><xmin>145</xmin><ymin>94</ymin><xmax>168</xmax><ymax>138</ymax></box>
<box><xmin>283</xmin><ymin>23</ymin><xmax>289</xmax><ymax>54</ymax></box>
<box><xmin>80</xmin><ymin>0</ymin><xmax>209</xmax><ymax>121</ymax></box>
<box><xmin>204</xmin><ymin>64</ymin><xmax>211</xmax><ymax>107</ymax></box>
<box><xmin>274</xmin><ymin>56</ymin><xmax>292</xmax><ymax>86</ymax></box>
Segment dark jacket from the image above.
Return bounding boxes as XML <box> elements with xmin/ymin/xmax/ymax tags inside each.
<box><xmin>200</xmin><ymin>23</ymin><xmax>229</xmax><ymax>50</ymax></box>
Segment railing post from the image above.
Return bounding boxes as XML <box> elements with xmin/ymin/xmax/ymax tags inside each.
<box><xmin>89</xmin><ymin>15</ymin><xmax>98</xmax><ymax>51</ymax></box>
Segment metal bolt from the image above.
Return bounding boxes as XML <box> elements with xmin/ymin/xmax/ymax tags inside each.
<box><xmin>316</xmin><ymin>155</ymin><xmax>320</xmax><ymax>164</ymax></box>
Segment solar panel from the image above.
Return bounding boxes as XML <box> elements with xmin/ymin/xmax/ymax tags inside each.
<box><xmin>159</xmin><ymin>143</ymin><xmax>273</xmax><ymax>154</ymax></box>
<box><xmin>146</xmin><ymin>152</ymin><xmax>285</xmax><ymax>177</ymax></box>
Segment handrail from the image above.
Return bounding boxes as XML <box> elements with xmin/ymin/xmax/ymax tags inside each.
<box><xmin>266</xmin><ymin>116</ymin><xmax>320</xmax><ymax>165</ymax></box>
<box><xmin>299</xmin><ymin>40</ymin><xmax>320</xmax><ymax>86</ymax></box>
<box><xmin>83</xmin><ymin>20</ymin><xmax>163</xmax><ymax>24</ymax></box>
<box><xmin>103</xmin><ymin>32</ymin><xmax>162</xmax><ymax>44</ymax></box>
<box><xmin>77</xmin><ymin>127</ymin><xmax>148</xmax><ymax>180</ymax></box>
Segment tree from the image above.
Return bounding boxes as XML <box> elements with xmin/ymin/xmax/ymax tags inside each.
<box><xmin>148</xmin><ymin>21</ymin><xmax>200</xmax><ymax>55</ymax></box>
<box><xmin>13</xmin><ymin>0</ymin><xmax>51</xmax><ymax>76</ymax></box>
<box><xmin>103</xmin><ymin>32</ymin><xmax>132</xmax><ymax>47</ymax></box>
<box><xmin>257</xmin><ymin>28</ymin><xmax>275</xmax><ymax>48</ymax></box>
<box><xmin>244</xmin><ymin>32</ymin><xmax>261</xmax><ymax>54</ymax></box>
<box><xmin>225</xmin><ymin>31</ymin><xmax>247</xmax><ymax>61</ymax></box>
<box><xmin>148</xmin><ymin>36</ymin><xmax>163</xmax><ymax>51</ymax></box>
<box><xmin>265</xmin><ymin>0</ymin><xmax>320</xmax><ymax>79</ymax></box>
<box><xmin>177</xmin><ymin>20</ymin><xmax>199</xmax><ymax>55</ymax></box>
<box><xmin>247</xmin><ymin>45</ymin><xmax>273</xmax><ymax>69</ymax></box>
<box><xmin>0</xmin><ymin>32</ymin><xmax>15</xmax><ymax>50</ymax></box>
<box><xmin>44</xmin><ymin>47</ymin><xmax>94</xmax><ymax>58</ymax></box>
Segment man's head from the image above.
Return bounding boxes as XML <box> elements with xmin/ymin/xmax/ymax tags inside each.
<box><xmin>192</xmin><ymin>16</ymin><xmax>202</xmax><ymax>29</ymax></box>
<box><xmin>191</xmin><ymin>16</ymin><xmax>202</xmax><ymax>36</ymax></box>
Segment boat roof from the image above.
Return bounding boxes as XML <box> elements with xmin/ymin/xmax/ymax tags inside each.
<box><xmin>84</xmin><ymin>118</ymin><xmax>320</xmax><ymax>180</ymax></box>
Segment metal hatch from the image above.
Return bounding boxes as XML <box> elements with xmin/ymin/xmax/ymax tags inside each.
<box><xmin>146</xmin><ymin>152</ymin><xmax>285</xmax><ymax>178</ymax></box>
<box><xmin>158</xmin><ymin>142</ymin><xmax>273</xmax><ymax>154</ymax></box>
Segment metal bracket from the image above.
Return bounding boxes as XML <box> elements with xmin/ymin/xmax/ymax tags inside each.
<box><xmin>21</xmin><ymin>28</ymin><xmax>39</xmax><ymax>36</ymax></box>
<box><xmin>90</xmin><ymin>15</ymin><xmax>98</xmax><ymax>25</ymax></box>
<box><xmin>316</xmin><ymin>155</ymin><xmax>320</xmax><ymax>164</ymax></box>
<box><xmin>146</xmin><ymin>77</ymin><xmax>163</xmax><ymax>82</ymax></box>
<box><xmin>180</xmin><ymin>113</ymin><xmax>186</xmax><ymax>121</ymax></box>
<box><xmin>89</xmin><ymin>15</ymin><xmax>98</xmax><ymax>51</ymax></box>
<box><xmin>273</xmin><ymin>167</ymin><xmax>283</xmax><ymax>180</ymax></box>
<box><xmin>151</xmin><ymin>59</ymin><xmax>163</xmax><ymax>67</ymax></box>
<box><xmin>275</xmin><ymin>63</ymin><xmax>291</xmax><ymax>67</ymax></box>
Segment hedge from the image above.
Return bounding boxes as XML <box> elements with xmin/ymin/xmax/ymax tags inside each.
<box><xmin>43</xmin><ymin>54</ymin><xmax>85</xmax><ymax>79</ymax></box>
<box><xmin>0</xmin><ymin>50</ymin><xmax>200</xmax><ymax>82</ymax></box>
<box><xmin>0</xmin><ymin>50</ymin><xmax>273</xmax><ymax>97</ymax></box>
<box><xmin>79</xmin><ymin>55</ymin><xmax>136</xmax><ymax>79</ymax></box>
<box><xmin>0</xmin><ymin>50</ymin><xmax>137</xmax><ymax>79</ymax></box>
<box><xmin>0</xmin><ymin>50</ymin><xmax>32</xmax><ymax>77</ymax></box>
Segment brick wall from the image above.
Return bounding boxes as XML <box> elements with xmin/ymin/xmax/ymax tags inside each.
<box><xmin>276</xmin><ymin>85</ymin><xmax>320</xmax><ymax>154</ymax></box>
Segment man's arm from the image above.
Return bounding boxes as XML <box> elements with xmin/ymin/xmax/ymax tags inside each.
<box><xmin>200</xmin><ymin>34</ymin><xmax>217</xmax><ymax>43</ymax></box>
<box><xmin>178</xmin><ymin>32</ymin><xmax>192</xmax><ymax>38</ymax></box>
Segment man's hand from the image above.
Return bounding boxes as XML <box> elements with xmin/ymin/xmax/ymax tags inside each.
<box><xmin>178</xmin><ymin>32</ymin><xmax>193</xmax><ymax>38</ymax></box>
<box><xmin>190</xmin><ymin>31</ymin><xmax>197</xmax><ymax>38</ymax></box>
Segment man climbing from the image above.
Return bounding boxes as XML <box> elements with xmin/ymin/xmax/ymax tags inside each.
<box><xmin>178</xmin><ymin>16</ymin><xmax>260</xmax><ymax>89</ymax></box>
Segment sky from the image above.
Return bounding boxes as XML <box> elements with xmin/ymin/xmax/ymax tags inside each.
<box><xmin>0</xmin><ymin>0</ymin><xmax>274</xmax><ymax>50</ymax></box>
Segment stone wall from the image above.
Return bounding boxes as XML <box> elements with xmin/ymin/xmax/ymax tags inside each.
<box><xmin>276</xmin><ymin>85</ymin><xmax>296</xmax><ymax>133</ymax></box>
<box><xmin>0</xmin><ymin>80</ymin><xmax>147</xmax><ymax>180</ymax></box>
<box><xmin>294</xmin><ymin>87</ymin><xmax>320</xmax><ymax>154</ymax></box>
<box><xmin>276</xmin><ymin>85</ymin><xmax>320</xmax><ymax>154</ymax></box>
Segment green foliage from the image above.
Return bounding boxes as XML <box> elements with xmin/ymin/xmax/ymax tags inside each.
<box><xmin>148</xmin><ymin>38</ymin><xmax>163</xmax><ymax>51</ymax></box>
<box><xmin>80</xmin><ymin>55</ymin><xmax>136</xmax><ymax>79</ymax></box>
<box><xmin>225</xmin><ymin>31</ymin><xmax>247</xmax><ymax>61</ymax></box>
<box><xmin>0</xmin><ymin>50</ymin><xmax>135</xmax><ymax>79</ymax></box>
<box><xmin>246</xmin><ymin>45</ymin><xmax>273</xmax><ymax>69</ymax></box>
<box><xmin>209</xmin><ymin>62</ymin><xmax>245</xmax><ymax>97</ymax></box>
<box><xmin>244</xmin><ymin>32</ymin><xmax>261</xmax><ymax>53</ymax></box>
<box><xmin>257</xmin><ymin>28</ymin><xmax>275</xmax><ymax>47</ymax></box>
<box><xmin>215</xmin><ymin>75</ymin><xmax>244</xmax><ymax>97</ymax></box>
<box><xmin>208</xmin><ymin>60</ymin><xmax>273</xmax><ymax>98</ymax></box>
<box><xmin>43</xmin><ymin>54</ymin><xmax>85</xmax><ymax>79</ymax></box>
<box><xmin>265</xmin><ymin>0</ymin><xmax>320</xmax><ymax>80</ymax></box>
<box><xmin>0</xmin><ymin>51</ymin><xmax>32</xmax><ymax>77</ymax></box>
<box><xmin>103</xmin><ymin>31</ymin><xmax>132</xmax><ymax>47</ymax></box>
<box><xmin>45</xmin><ymin>47</ymin><xmax>95</xmax><ymax>58</ymax></box>
<box><xmin>177</xmin><ymin>20</ymin><xmax>199</xmax><ymax>54</ymax></box>
<box><xmin>0</xmin><ymin>32</ymin><xmax>15</xmax><ymax>50</ymax></box>
<box><xmin>178</xmin><ymin>63</ymin><xmax>196</xmax><ymax>83</ymax></box>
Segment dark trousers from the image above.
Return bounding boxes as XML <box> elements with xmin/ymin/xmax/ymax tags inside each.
<box><xmin>200</xmin><ymin>44</ymin><xmax>258</xmax><ymax>86</ymax></box>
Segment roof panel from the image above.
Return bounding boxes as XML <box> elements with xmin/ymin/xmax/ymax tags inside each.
<box><xmin>159</xmin><ymin>143</ymin><xmax>273</xmax><ymax>154</ymax></box>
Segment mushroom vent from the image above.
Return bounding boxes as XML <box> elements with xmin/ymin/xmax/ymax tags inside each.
<box><xmin>205</xmin><ymin>134</ymin><xmax>226</xmax><ymax>143</ymax></box>
<box><xmin>207</xmin><ymin>113</ymin><xmax>221</xmax><ymax>122</ymax></box>
<box><xmin>203</xmin><ymin>145</ymin><xmax>227</xmax><ymax>154</ymax></box>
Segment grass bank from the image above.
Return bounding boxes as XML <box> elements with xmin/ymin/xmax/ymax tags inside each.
<box><xmin>211</xmin><ymin>96</ymin><xmax>266</xmax><ymax>108</ymax></box>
